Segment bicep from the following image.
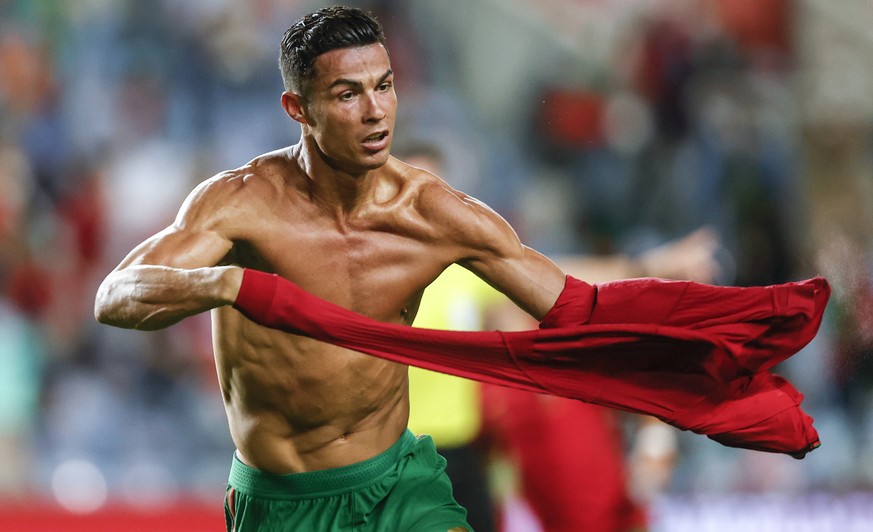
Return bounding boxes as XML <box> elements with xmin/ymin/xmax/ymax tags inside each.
<box><xmin>115</xmin><ymin>225</ymin><xmax>234</xmax><ymax>271</ymax></box>
<box><xmin>436</xmin><ymin>190</ymin><xmax>565</xmax><ymax>319</ymax></box>
<box><xmin>113</xmin><ymin>175</ymin><xmax>241</xmax><ymax>271</ymax></box>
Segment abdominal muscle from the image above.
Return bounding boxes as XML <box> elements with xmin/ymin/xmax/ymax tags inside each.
<box><xmin>211</xmin><ymin>308</ymin><xmax>411</xmax><ymax>475</ymax></box>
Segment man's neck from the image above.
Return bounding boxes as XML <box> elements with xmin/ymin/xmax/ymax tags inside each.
<box><xmin>292</xmin><ymin>139</ymin><xmax>382</xmax><ymax>218</ymax></box>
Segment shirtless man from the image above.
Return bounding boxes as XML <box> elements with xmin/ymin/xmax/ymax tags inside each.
<box><xmin>94</xmin><ymin>6</ymin><xmax>565</xmax><ymax>531</ymax></box>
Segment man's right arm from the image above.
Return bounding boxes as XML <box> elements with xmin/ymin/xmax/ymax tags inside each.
<box><xmin>94</xmin><ymin>261</ymin><xmax>242</xmax><ymax>331</ymax></box>
<box><xmin>94</xmin><ymin>177</ymin><xmax>245</xmax><ymax>331</ymax></box>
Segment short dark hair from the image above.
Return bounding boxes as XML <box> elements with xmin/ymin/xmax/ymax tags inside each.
<box><xmin>279</xmin><ymin>6</ymin><xmax>386</xmax><ymax>95</ymax></box>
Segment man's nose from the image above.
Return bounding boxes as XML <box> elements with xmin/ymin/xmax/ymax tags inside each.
<box><xmin>363</xmin><ymin>92</ymin><xmax>386</xmax><ymax>122</ymax></box>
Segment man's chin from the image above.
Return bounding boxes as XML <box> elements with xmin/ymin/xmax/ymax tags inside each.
<box><xmin>320</xmin><ymin>150</ymin><xmax>389</xmax><ymax>175</ymax></box>
<box><xmin>358</xmin><ymin>150</ymin><xmax>391</xmax><ymax>170</ymax></box>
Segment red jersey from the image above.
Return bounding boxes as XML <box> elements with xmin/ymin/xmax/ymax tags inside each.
<box><xmin>233</xmin><ymin>270</ymin><xmax>829</xmax><ymax>458</ymax></box>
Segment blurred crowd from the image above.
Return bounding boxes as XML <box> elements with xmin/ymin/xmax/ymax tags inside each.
<box><xmin>0</xmin><ymin>0</ymin><xmax>871</xmax><ymax>529</ymax></box>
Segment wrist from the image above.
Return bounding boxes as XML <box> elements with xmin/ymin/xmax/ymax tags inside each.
<box><xmin>217</xmin><ymin>266</ymin><xmax>245</xmax><ymax>305</ymax></box>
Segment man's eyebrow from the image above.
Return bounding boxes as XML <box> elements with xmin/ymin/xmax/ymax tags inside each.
<box><xmin>377</xmin><ymin>69</ymin><xmax>394</xmax><ymax>85</ymax></box>
<box><xmin>327</xmin><ymin>69</ymin><xmax>393</xmax><ymax>91</ymax></box>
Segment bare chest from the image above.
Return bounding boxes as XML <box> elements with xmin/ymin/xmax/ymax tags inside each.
<box><xmin>230</xmin><ymin>210</ymin><xmax>444</xmax><ymax>321</ymax></box>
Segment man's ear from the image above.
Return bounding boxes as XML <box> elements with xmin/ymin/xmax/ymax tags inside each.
<box><xmin>281</xmin><ymin>91</ymin><xmax>309</xmax><ymax>125</ymax></box>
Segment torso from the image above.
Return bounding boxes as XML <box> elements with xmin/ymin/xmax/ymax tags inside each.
<box><xmin>210</xmin><ymin>148</ymin><xmax>453</xmax><ymax>474</ymax></box>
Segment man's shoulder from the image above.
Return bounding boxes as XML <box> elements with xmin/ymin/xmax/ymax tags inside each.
<box><xmin>200</xmin><ymin>148</ymin><xmax>294</xmax><ymax>201</ymax></box>
<box><xmin>389</xmin><ymin>157</ymin><xmax>460</xmax><ymax>205</ymax></box>
<box><xmin>387</xmin><ymin>159</ymin><xmax>491</xmax><ymax>240</ymax></box>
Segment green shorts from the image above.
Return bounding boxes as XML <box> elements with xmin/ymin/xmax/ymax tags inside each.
<box><xmin>225</xmin><ymin>430</ymin><xmax>471</xmax><ymax>531</ymax></box>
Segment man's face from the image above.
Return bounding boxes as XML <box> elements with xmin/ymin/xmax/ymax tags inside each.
<box><xmin>302</xmin><ymin>43</ymin><xmax>396</xmax><ymax>174</ymax></box>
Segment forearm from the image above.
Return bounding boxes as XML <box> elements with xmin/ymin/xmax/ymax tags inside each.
<box><xmin>94</xmin><ymin>265</ymin><xmax>243</xmax><ymax>330</ymax></box>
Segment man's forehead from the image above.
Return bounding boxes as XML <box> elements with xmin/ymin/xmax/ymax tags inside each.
<box><xmin>312</xmin><ymin>44</ymin><xmax>391</xmax><ymax>86</ymax></box>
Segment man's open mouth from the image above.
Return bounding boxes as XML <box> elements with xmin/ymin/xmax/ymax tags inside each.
<box><xmin>364</xmin><ymin>131</ymin><xmax>388</xmax><ymax>142</ymax></box>
<box><xmin>362</xmin><ymin>131</ymin><xmax>389</xmax><ymax>150</ymax></box>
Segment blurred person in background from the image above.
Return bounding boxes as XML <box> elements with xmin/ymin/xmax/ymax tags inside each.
<box><xmin>479</xmin><ymin>231</ymin><xmax>720</xmax><ymax>532</ymax></box>
<box><xmin>398</xmin><ymin>136</ymin><xmax>502</xmax><ymax>531</ymax></box>
<box><xmin>408</xmin><ymin>263</ymin><xmax>502</xmax><ymax>532</ymax></box>
<box><xmin>400</xmin><ymin>140</ymin><xmax>721</xmax><ymax>532</ymax></box>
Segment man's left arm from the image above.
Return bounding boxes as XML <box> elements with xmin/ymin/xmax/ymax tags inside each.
<box><xmin>419</xmin><ymin>183</ymin><xmax>568</xmax><ymax>321</ymax></box>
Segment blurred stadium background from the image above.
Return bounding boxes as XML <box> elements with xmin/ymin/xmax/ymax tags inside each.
<box><xmin>0</xmin><ymin>0</ymin><xmax>871</xmax><ymax>530</ymax></box>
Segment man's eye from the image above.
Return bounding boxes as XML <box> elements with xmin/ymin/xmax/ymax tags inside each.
<box><xmin>378</xmin><ymin>82</ymin><xmax>392</xmax><ymax>92</ymax></box>
<box><xmin>339</xmin><ymin>92</ymin><xmax>354</xmax><ymax>101</ymax></box>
